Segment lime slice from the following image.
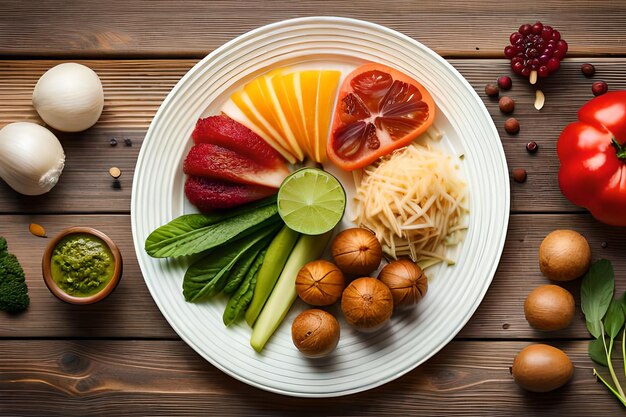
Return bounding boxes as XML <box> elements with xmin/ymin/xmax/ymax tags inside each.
<box><xmin>277</xmin><ymin>168</ymin><xmax>346</xmax><ymax>235</ymax></box>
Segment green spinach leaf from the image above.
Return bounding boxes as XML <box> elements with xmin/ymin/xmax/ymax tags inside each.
<box><xmin>223</xmin><ymin>234</ymin><xmax>273</xmax><ymax>294</ymax></box>
<box><xmin>581</xmin><ymin>259</ymin><xmax>615</xmax><ymax>338</ymax></box>
<box><xmin>182</xmin><ymin>223</ymin><xmax>280</xmax><ymax>302</ymax></box>
<box><xmin>589</xmin><ymin>337</ymin><xmax>609</xmax><ymax>367</ymax></box>
<box><xmin>605</xmin><ymin>299</ymin><xmax>626</xmax><ymax>340</ymax></box>
<box><xmin>223</xmin><ymin>249</ymin><xmax>266</xmax><ymax>326</ymax></box>
<box><xmin>145</xmin><ymin>197</ymin><xmax>278</xmax><ymax>258</ymax></box>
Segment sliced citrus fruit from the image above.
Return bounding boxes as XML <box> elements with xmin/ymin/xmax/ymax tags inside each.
<box><xmin>327</xmin><ymin>63</ymin><xmax>436</xmax><ymax>171</ymax></box>
<box><xmin>222</xmin><ymin>90</ymin><xmax>295</xmax><ymax>163</ymax></box>
<box><xmin>272</xmin><ymin>72</ymin><xmax>308</xmax><ymax>158</ymax></box>
<box><xmin>221</xmin><ymin>68</ymin><xmax>341</xmax><ymax>164</ymax></box>
<box><xmin>315</xmin><ymin>70</ymin><xmax>341</xmax><ymax>163</ymax></box>
<box><xmin>277</xmin><ymin>168</ymin><xmax>346</xmax><ymax>235</ymax></box>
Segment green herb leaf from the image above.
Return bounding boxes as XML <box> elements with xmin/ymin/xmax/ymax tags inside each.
<box><xmin>183</xmin><ymin>223</ymin><xmax>280</xmax><ymax>302</ymax></box>
<box><xmin>581</xmin><ymin>259</ymin><xmax>615</xmax><ymax>338</ymax></box>
<box><xmin>605</xmin><ymin>298</ymin><xmax>626</xmax><ymax>340</ymax></box>
<box><xmin>620</xmin><ymin>291</ymin><xmax>626</xmax><ymax>315</ymax></box>
<box><xmin>589</xmin><ymin>337</ymin><xmax>609</xmax><ymax>367</ymax></box>
<box><xmin>145</xmin><ymin>197</ymin><xmax>278</xmax><ymax>258</ymax></box>
<box><xmin>223</xmin><ymin>235</ymin><xmax>272</xmax><ymax>294</ymax></box>
<box><xmin>223</xmin><ymin>249</ymin><xmax>266</xmax><ymax>326</ymax></box>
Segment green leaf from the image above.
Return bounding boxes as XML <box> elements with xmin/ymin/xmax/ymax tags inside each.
<box><xmin>145</xmin><ymin>197</ymin><xmax>278</xmax><ymax>258</ymax></box>
<box><xmin>605</xmin><ymin>299</ymin><xmax>626</xmax><ymax>340</ymax></box>
<box><xmin>581</xmin><ymin>259</ymin><xmax>615</xmax><ymax>338</ymax></box>
<box><xmin>182</xmin><ymin>223</ymin><xmax>280</xmax><ymax>302</ymax></box>
<box><xmin>223</xmin><ymin>249</ymin><xmax>266</xmax><ymax>326</ymax></box>
<box><xmin>620</xmin><ymin>291</ymin><xmax>626</xmax><ymax>315</ymax></box>
<box><xmin>589</xmin><ymin>337</ymin><xmax>609</xmax><ymax>367</ymax></box>
<box><xmin>223</xmin><ymin>234</ymin><xmax>273</xmax><ymax>294</ymax></box>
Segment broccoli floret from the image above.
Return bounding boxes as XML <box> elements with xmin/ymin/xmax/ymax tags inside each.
<box><xmin>0</xmin><ymin>238</ymin><xmax>29</xmax><ymax>313</ymax></box>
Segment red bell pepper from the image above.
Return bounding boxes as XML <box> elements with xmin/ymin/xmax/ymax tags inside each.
<box><xmin>558</xmin><ymin>91</ymin><xmax>626</xmax><ymax>226</ymax></box>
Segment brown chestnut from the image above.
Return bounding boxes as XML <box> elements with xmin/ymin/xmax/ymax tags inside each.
<box><xmin>331</xmin><ymin>228</ymin><xmax>383</xmax><ymax>276</ymax></box>
<box><xmin>291</xmin><ymin>309</ymin><xmax>340</xmax><ymax>357</ymax></box>
<box><xmin>512</xmin><ymin>344</ymin><xmax>574</xmax><ymax>392</ymax></box>
<box><xmin>378</xmin><ymin>259</ymin><xmax>427</xmax><ymax>307</ymax></box>
<box><xmin>341</xmin><ymin>277</ymin><xmax>393</xmax><ymax>332</ymax></box>
<box><xmin>539</xmin><ymin>230</ymin><xmax>591</xmax><ymax>281</ymax></box>
<box><xmin>296</xmin><ymin>260</ymin><xmax>345</xmax><ymax>306</ymax></box>
<box><xmin>524</xmin><ymin>285</ymin><xmax>575</xmax><ymax>331</ymax></box>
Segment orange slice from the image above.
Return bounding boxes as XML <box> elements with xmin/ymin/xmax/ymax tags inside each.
<box><xmin>222</xmin><ymin>67</ymin><xmax>341</xmax><ymax>164</ymax></box>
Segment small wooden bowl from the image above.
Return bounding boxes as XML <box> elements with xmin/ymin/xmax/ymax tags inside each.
<box><xmin>42</xmin><ymin>227</ymin><xmax>123</xmax><ymax>305</ymax></box>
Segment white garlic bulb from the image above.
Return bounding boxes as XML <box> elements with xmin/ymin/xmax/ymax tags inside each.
<box><xmin>0</xmin><ymin>122</ymin><xmax>65</xmax><ymax>195</ymax></box>
<box><xmin>32</xmin><ymin>63</ymin><xmax>104</xmax><ymax>132</ymax></box>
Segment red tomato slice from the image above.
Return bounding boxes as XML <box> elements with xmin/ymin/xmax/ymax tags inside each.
<box><xmin>327</xmin><ymin>63</ymin><xmax>436</xmax><ymax>171</ymax></box>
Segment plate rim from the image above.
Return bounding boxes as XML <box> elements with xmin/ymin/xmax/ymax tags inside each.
<box><xmin>131</xmin><ymin>16</ymin><xmax>510</xmax><ymax>397</ymax></box>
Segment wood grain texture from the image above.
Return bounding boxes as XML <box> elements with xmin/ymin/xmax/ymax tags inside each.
<box><xmin>1</xmin><ymin>213</ymin><xmax>623</xmax><ymax>339</ymax></box>
<box><xmin>0</xmin><ymin>339</ymin><xmax>621</xmax><ymax>416</ymax></box>
<box><xmin>0</xmin><ymin>0</ymin><xmax>625</xmax><ymax>58</ymax></box>
<box><xmin>0</xmin><ymin>215</ymin><xmax>175</xmax><ymax>338</ymax></box>
<box><xmin>2</xmin><ymin>58</ymin><xmax>626</xmax><ymax>213</ymax></box>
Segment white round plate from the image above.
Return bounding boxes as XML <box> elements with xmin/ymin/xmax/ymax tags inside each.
<box><xmin>131</xmin><ymin>17</ymin><xmax>509</xmax><ymax>397</ymax></box>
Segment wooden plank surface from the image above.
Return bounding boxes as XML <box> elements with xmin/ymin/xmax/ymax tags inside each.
<box><xmin>0</xmin><ymin>214</ymin><xmax>173</xmax><ymax>338</ymax></box>
<box><xmin>0</xmin><ymin>339</ymin><xmax>621</xmax><ymax>416</ymax></box>
<box><xmin>1</xmin><ymin>213</ymin><xmax>622</xmax><ymax>339</ymax></box>
<box><xmin>1</xmin><ymin>2</ymin><xmax>625</xmax><ymax>412</ymax></box>
<box><xmin>2</xmin><ymin>58</ymin><xmax>625</xmax><ymax>213</ymax></box>
<box><xmin>0</xmin><ymin>0</ymin><xmax>625</xmax><ymax>58</ymax></box>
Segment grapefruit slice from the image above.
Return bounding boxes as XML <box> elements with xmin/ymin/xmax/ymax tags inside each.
<box><xmin>328</xmin><ymin>63</ymin><xmax>435</xmax><ymax>171</ymax></box>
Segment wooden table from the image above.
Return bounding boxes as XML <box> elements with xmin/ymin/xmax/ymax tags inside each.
<box><xmin>1</xmin><ymin>1</ymin><xmax>625</xmax><ymax>415</ymax></box>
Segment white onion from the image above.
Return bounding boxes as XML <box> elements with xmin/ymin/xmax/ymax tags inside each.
<box><xmin>32</xmin><ymin>63</ymin><xmax>104</xmax><ymax>132</ymax></box>
<box><xmin>0</xmin><ymin>122</ymin><xmax>65</xmax><ymax>195</ymax></box>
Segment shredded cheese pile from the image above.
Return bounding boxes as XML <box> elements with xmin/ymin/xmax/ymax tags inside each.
<box><xmin>353</xmin><ymin>141</ymin><xmax>468</xmax><ymax>266</ymax></box>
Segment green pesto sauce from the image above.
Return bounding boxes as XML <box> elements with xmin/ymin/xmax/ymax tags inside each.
<box><xmin>51</xmin><ymin>233</ymin><xmax>114</xmax><ymax>297</ymax></box>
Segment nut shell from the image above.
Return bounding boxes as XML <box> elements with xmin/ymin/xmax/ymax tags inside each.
<box><xmin>296</xmin><ymin>260</ymin><xmax>345</xmax><ymax>306</ymax></box>
<box><xmin>484</xmin><ymin>84</ymin><xmax>499</xmax><ymax>97</ymax></box>
<box><xmin>331</xmin><ymin>228</ymin><xmax>383</xmax><ymax>276</ymax></box>
<box><xmin>499</xmin><ymin>96</ymin><xmax>515</xmax><ymax>114</ymax></box>
<box><xmin>378</xmin><ymin>259</ymin><xmax>427</xmax><ymax>307</ymax></box>
<box><xmin>524</xmin><ymin>285</ymin><xmax>575</xmax><ymax>331</ymax></box>
<box><xmin>291</xmin><ymin>309</ymin><xmax>340</xmax><ymax>358</ymax></box>
<box><xmin>581</xmin><ymin>63</ymin><xmax>595</xmax><ymax>77</ymax></box>
<box><xmin>512</xmin><ymin>344</ymin><xmax>574</xmax><ymax>392</ymax></box>
<box><xmin>341</xmin><ymin>277</ymin><xmax>393</xmax><ymax>332</ymax></box>
<box><xmin>504</xmin><ymin>117</ymin><xmax>520</xmax><ymax>134</ymax></box>
<box><xmin>539</xmin><ymin>230</ymin><xmax>591</xmax><ymax>281</ymax></box>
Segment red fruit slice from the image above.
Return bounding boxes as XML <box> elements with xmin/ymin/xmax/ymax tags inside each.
<box><xmin>191</xmin><ymin>115</ymin><xmax>287</xmax><ymax>169</ymax></box>
<box><xmin>185</xmin><ymin>176</ymin><xmax>275</xmax><ymax>211</ymax></box>
<box><xmin>183</xmin><ymin>143</ymin><xmax>288</xmax><ymax>188</ymax></box>
<box><xmin>328</xmin><ymin>63</ymin><xmax>435</xmax><ymax>171</ymax></box>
